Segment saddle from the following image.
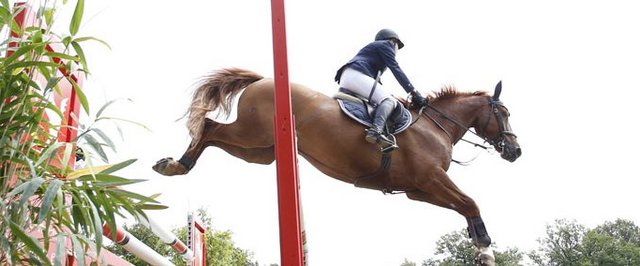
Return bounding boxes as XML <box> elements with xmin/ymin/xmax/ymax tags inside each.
<box><xmin>333</xmin><ymin>88</ymin><xmax>412</xmax><ymax>135</ymax></box>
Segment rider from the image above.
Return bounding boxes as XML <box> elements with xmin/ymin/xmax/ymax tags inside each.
<box><xmin>335</xmin><ymin>28</ymin><xmax>427</xmax><ymax>149</ymax></box>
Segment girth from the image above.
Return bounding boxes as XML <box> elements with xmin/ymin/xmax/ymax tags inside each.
<box><xmin>333</xmin><ymin>89</ymin><xmax>414</xmax><ymax>194</ymax></box>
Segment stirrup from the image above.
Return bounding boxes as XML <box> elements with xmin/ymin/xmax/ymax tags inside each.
<box><xmin>380</xmin><ymin>134</ymin><xmax>399</xmax><ymax>153</ymax></box>
<box><xmin>365</xmin><ymin>129</ymin><xmax>399</xmax><ymax>152</ymax></box>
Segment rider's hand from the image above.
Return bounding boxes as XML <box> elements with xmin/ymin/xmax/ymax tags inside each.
<box><xmin>411</xmin><ymin>90</ymin><xmax>428</xmax><ymax>107</ymax></box>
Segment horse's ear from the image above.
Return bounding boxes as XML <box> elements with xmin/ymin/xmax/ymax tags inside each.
<box><xmin>493</xmin><ymin>81</ymin><xmax>502</xmax><ymax>100</ymax></box>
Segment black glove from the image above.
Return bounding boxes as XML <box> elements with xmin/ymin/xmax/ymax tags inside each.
<box><xmin>411</xmin><ymin>90</ymin><xmax>428</xmax><ymax>107</ymax></box>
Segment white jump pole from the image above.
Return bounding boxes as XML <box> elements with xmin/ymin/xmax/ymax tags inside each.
<box><xmin>103</xmin><ymin>224</ymin><xmax>174</xmax><ymax>266</ymax></box>
<box><xmin>137</xmin><ymin>214</ymin><xmax>195</xmax><ymax>262</ymax></box>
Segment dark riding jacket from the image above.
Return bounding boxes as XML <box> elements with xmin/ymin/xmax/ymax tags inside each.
<box><xmin>335</xmin><ymin>40</ymin><xmax>415</xmax><ymax>93</ymax></box>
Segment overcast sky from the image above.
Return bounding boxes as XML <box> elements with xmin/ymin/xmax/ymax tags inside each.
<box><xmin>65</xmin><ymin>0</ymin><xmax>640</xmax><ymax>265</ymax></box>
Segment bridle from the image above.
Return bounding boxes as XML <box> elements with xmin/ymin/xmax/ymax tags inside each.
<box><xmin>418</xmin><ymin>96</ymin><xmax>517</xmax><ymax>154</ymax></box>
<box><xmin>479</xmin><ymin>98</ymin><xmax>518</xmax><ymax>153</ymax></box>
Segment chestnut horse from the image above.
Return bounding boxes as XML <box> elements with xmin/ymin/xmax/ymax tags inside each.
<box><xmin>152</xmin><ymin>68</ymin><xmax>521</xmax><ymax>265</ymax></box>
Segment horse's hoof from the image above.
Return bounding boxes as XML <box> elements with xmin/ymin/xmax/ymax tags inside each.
<box><xmin>475</xmin><ymin>247</ymin><xmax>495</xmax><ymax>266</ymax></box>
<box><xmin>152</xmin><ymin>157</ymin><xmax>186</xmax><ymax>176</ymax></box>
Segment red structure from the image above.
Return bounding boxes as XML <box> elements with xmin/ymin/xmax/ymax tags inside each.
<box><xmin>270</xmin><ymin>0</ymin><xmax>305</xmax><ymax>265</ymax></box>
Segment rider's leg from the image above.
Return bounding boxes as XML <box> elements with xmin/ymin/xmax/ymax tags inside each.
<box><xmin>338</xmin><ymin>68</ymin><xmax>398</xmax><ymax>148</ymax></box>
<box><xmin>365</xmin><ymin>98</ymin><xmax>397</xmax><ymax>147</ymax></box>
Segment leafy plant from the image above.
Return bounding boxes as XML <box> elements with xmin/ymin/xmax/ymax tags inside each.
<box><xmin>1</xmin><ymin>1</ymin><xmax>163</xmax><ymax>265</ymax></box>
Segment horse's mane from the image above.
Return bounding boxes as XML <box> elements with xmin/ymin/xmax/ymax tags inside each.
<box><xmin>428</xmin><ymin>86</ymin><xmax>488</xmax><ymax>103</ymax></box>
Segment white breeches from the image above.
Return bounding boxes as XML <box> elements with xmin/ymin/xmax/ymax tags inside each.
<box><xmin>338</xmin><ymin>67</ymin><xmax>393</xmax><ymax>105</ymax></box>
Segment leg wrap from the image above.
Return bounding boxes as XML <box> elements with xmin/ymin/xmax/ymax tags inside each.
<box><xmin>178</xmin><ymin>155</ymin><xmax>195</xmax><ymax>170</ymax></box>
<box><xmin>467</xmin><ymin>217</ymin><xmax>492</xmax><ymax>247</ymax></box>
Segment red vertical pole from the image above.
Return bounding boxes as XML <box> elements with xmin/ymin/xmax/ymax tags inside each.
<box><xmin>270</xmin><ymin>0</ymin><xmax>304</xmax><ymax>265</ymax></box>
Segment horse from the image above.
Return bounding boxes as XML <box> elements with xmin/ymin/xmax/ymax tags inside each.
<box><xmin>152</xmin><ymin>68</ymin><xmax>521</xmax><ymax>265</ymax></box>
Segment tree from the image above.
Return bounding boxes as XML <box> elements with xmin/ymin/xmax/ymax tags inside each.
<box><xmin>528</xmin><ymin>218</ymin><xmax>640</xmax><ymax>266</ymax></box>
<box><xmin>421</xmin><ymin>229</ymin><xmax>523</xmax><ymax>266</ymax></box>
<box><xmin>400</xmin><ymin>258</ymin><xmax>417</xmax><ymax>266</ymax></box>
<box><xmin>528</xmin><ymin>219</ymin><xmax>586</xmax><ymax>265</ymax></box>
<box><xmin>108</xmin><ymin>208</ymin><xmax>258</xmax><ymax>266</ymax></box>
<box><xmin>1</xmin><ymin>1</ymin><xmax>163</xmax><ymax>264</ymax></box>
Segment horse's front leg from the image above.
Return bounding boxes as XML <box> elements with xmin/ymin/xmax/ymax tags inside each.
<box><xmin>467</xmin><ymin>217</ymin><xmax>495</xmax><ymax>266</ymax></box>
<box><xmin>406</xmin><ymin>169</ymin><xmax>495</xmax><ymax>266</ymax></box>
<box><xmin>152</xmin><ymin>136</ymin><xmax>207</xmax><ymax>176</ymax></box>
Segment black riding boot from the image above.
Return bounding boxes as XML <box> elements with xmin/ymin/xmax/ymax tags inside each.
<box><xmin>365</xmin><ymin>98</ymin><xmax>398</xmax><ymax>150</ymax></box>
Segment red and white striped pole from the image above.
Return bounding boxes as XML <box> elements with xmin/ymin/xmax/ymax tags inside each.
<box><xmin>103</xmin><ymin>224</ymin><xmax>174</xmax><ymax>265</ymax></box>
<box><xmin>137</xmin><ymin>214</ymin><xmax>194</xmax><ymax>261</ymax></box>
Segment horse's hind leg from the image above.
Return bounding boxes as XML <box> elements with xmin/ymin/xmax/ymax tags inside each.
<box><xmin>406</xmin><ymin>170</ymin><xmax>495</xmax><ymax>266</ymax></box>
<box><xmin>152</xmin><ymin>134</ymin><xmax>208</xmax><ymax>176</ymax></box>
<box><xmin>152</xmin><ymin>119</ymin><xmax>276</xmax><ymax>176</ymax></box>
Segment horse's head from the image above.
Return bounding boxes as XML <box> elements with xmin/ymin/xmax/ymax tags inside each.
<box><xmin>475</xmin><ymin>81</ymin><xmax>521</xmax><ymax>162</ymax></box>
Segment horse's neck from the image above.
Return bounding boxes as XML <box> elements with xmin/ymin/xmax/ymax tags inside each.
<box><xmin>432</xmin><ymin>96</ymin><xmax>486</xmax><ymax>143</ymax></box>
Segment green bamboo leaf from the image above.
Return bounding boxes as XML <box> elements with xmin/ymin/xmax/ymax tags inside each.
<box><xmin>148</xmin><ymin>193</ymin><xmax>162</xmax><ymax>200</ymax></box>
<box><xmin>82</xmin><ymin>133</ymin><xmax>108</xmax><ymax>163</ymax></box>
<box><xmin>45</xmin><ymin>99</ymin><xmax>64</xmax><ymax>118</ymax></box>
<box><xmin>16</xmin><ymin>177</ymin><xmax>45</xmax><ymax>209</ymax></box>
<box><xmin>71</xmin><ymin>203</ymin><xmax>84</xmax><ymax>232</ymax></box>
<box><xmin>95</xmin><ymin>98</ymin><xmax>130</xmax><ymax>118</ymax></box>
<box><xmin>73</xmin><ymin>36</ymin><xmax>111</xmax><ymax>50</ymax></box>
<box><xmin>42</xmin><ymin>218</ymin><xmax>51</xmax><ymax>253</ymax></box>
<box><xmin>95</xmin><ymin>116</ymin><xmax>151</xmax><ymax>131</ymax></box>
<box><xmin>70</xmin><ymin>41</ymin><xmax>88</xmax><ymax>72</ymax></box>
<box><xmin>9</xmin><ymin>222</ymin><xmax>52</xmax><ymax>266</ymax></box>
<box><xmin>43</xmin><ymin>7</ymin><xmax>54</xmax><ymax>26</ymax></box>
<box><xmin>91</xmin><ymin>128</ymin><xmax>116</xmax><ymax>153</ymax></box>
<box><xmin>6</xmin><ymin>180</ymin><xmax>30</xmax><ymax>198</ymax></box>
<box><xmin>44</xmin><ymin>51</ymin><xmax>79</xmax><ymax>62</ymax></box>
<box><xmin>70</xmin><ymin>191</ymin><xmax>89</xmax><ymax>233</ymax></box>
<box><xmin>37</xmin><ymin>179</ymin><xmax>64</xmax><ymax>223</ymax></box>
<box><xmin>6</xmin><ymin>61</ymin><xmax>61</xmax><ymax>71</ymax></box>
<box><xmin>111</xmin><ymin>189</ymin><xmax>163</xmax><ymax>204</ymax></box>
<box><xmin>139</xmin><ymin>203</ymin><xmax>169</xmax><ymax>210</ymax></box>
<box><xmin>69</xmin><ymin>0</ymin><xmax>84</xmax><ymax>35</ymax></box>
<box><xmin>0</xmin><ymin>6</ymin><xmax>11</xmax><ymax>25</ymax></box>
<box><xmin>82</xmin><ymin>187</ymin><xmax>104</xmax><ymax>216</ymax></box>
<box><xmin>54</xmin><ymin>234</ymin><xmax>66</xmax><ymax>266</ymax></box>
<box><xmin>59</xmin><ymin>142</ymin><xmax>74</xmax><ymax>175</ymax></box>
<box><xmin>95</xmin><ymin>189</ymin><xmax>116</xmax><ymax>233</ymax></box>
<box><xmin>98</xmin><ymin>158</ymin><xmax>136</xmax><ymax>175</ymax></box>
<box><xmin>67</xmin><ymin>75</ymin><xmax>89</xmax><ymax>114</ymax></box>
<box><xmin>35</xmin><ymin>65</ymin><xmax>54</xmax><ymax>87</ymax></box>
<box><xmin>84</xmin><ymin>193</ymin><xmax>103</xmax><ymax>251</ymax></box>
<box><xmin>35</xmin><ymin>142</ymin><xmax>65</xmax><ymax>167</ymax></box>
<box><xmin>76</xmin><ymin>174</ymin><xmax>145</xmax><ymax>186</ymax></box>
<box><xmin>32</xmin><ymin>27</ymin><xmax>43</xmax><ymax>43</ymax></box>
<box><xmin>70</xmin><ymin>235</ymin><xmax>86</xmax><ymax>266</ymax></box>
<box><xmin>108</xmin><ymin>191</ymin><xmax>144</xmax><ymax>217</ymax></box>
<box><xmin>55</xmin><ymin>188</ymin><xmax>67</xmax><ymax>223</ymax></box>
<box><xmin>62</xmin><ymin>35</ymin><xmax>71</xmax><ymax>47</ymax></box>
<box><xmin>0</xmin><ymin>235</ymin><xmax>11</xmax><ymax>265</ymax></box>
<box><xmin>7</xmin><ymin>6</ymin><xmax>23</xmax><ymax>35</ymax></box>
<box><xmin>3</xmin><ymin>43</ymin><xmax>45</xmax><ymax>65</ymax></box>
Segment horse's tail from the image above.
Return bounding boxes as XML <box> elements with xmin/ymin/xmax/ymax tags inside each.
<box><xmin>187</xmin><ymin>68</ymin><xmax>264</xmax><ymax>144</ymax></box>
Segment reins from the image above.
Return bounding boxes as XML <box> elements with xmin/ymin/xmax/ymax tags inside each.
<box><xmin>355</xmin><ymin>97</ymin><xmax>501</xmax><ymax>194</ymax></box>
<box><xmin>423</xmin><ymin>105</ymin><xmax>491</xmax><ymax>149</ymax></box>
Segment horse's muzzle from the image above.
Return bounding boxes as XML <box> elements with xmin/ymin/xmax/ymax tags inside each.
<box><xmin>500</xmin><ymin>144</ymin><xmax>521</xmax><ymax>162</ymax></box>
